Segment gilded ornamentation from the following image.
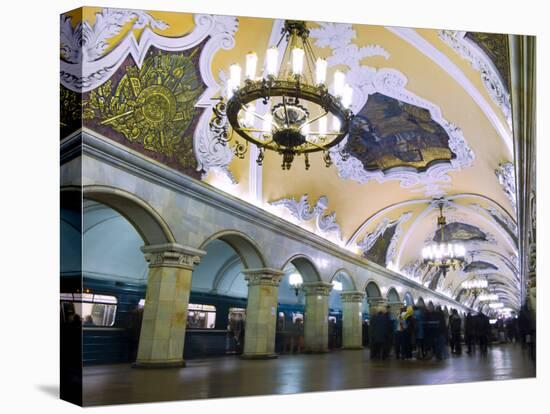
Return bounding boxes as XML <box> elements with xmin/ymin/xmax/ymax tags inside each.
<box><xmin>60</xmin><ymin>85</ymin><xmax>82</xmax><ymax>137</ymax></box>
<box><xmin>82</xmin><ymin>49</ymin><xmax>204</xmax><ymax>166</ymax></box>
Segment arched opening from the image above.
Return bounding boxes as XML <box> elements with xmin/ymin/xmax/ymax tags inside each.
<box><xmin>327</xmin><ymin>270</ymin><xmax>355</xmax><ymax>350</ymax></box>
<box><xmin>404</xmin><ymin>292</ymin><xmax>414</xmax><ymax>307</ymax></box>
<box><xmin>63</xmin><ymin>192</ymin><xmax>170</xmax><ymax>365</ymax></box>
<box><xmin>275</xmin><ymin>255</ymin><xmax>321</xmax><ymax>354</ymax></box>
<box><xmin>416</xmin><ymin>296</ymin><xmax>426</xmax><ymax>308</ymax></box>
<box><xmin>387</xmin><ymin>287</ymin><xmax>401</xmax><ymax>304</ymax></box>
<box><xmin>366</xmin><ymin>281</ymin><xmax>382</xmax><ymax>299</ymax></box>
<box><xmin>189</xmin><ymin>231</ymin><xmax>266</xmax><ymax>358</ymax></box>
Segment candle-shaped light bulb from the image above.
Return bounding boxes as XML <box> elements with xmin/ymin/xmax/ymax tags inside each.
<box><xmin>333</xmin><ymin>70</ymin><xmax>345</xmax><ymax>97</ymax></box>
<box><xmin>301</xmin><ymin>122</ymin><xmax>310</xmax><ymax>137</ymax></box>
<box><xmin>262</xmin><ymin>113</ymin><xmax>273</xmax><ymax>134</ymax></box>
<box><xmin>291</xmin><ymin>47</ymin><xmax>304</xmax><ymax>76</ymax></box>
<box><xmin>319</xmin><ymin>116</ymin><xmax>327</xmax><ymax>137</ymax></box>
<box><xmin>342</xmin><ymin>84</ymin><xmax>353</xmax><ymax>108</ymax></box>
<box><xmin>229</xmin><ymin>63</ymin><xmax>241</xmax><ymax>91</ymax></box>
<box><xmin>245</xmin><ymin>52</ymin><xmax>258</xmax><ymax>80</ymax></box>
<box><xmin>266</xmin><ymin>47</ymin><xmax>279</xmax><ymax>77</ymax></box>
<box><xmin>315</xmin><ymin>58</ymin><xmax>327</xmax><ymax>85</ymax></box>
<box><xmin>243</xmin><ymin>104</ymin><xmax>255</xmax><ymax>127</ymax></box>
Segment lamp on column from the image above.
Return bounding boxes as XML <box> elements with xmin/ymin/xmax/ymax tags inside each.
<box><xmin>289</xmin><ymin>272</ymin><xmax>303</xmax><ymax>296</ymax></box>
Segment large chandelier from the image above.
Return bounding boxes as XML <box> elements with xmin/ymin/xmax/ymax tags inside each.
<box><xmin>421</xmin><ymin>203</ymin><xmax>466</xmax><ymax>277</ymax></box>
<box><xmin>211</xmin><ymin>20</ymin><xmax>353</xmax><ymax>170</ymax></box>
<box><xmin>462</xmin><ymin>277</ymin><xmax>488</xmax><ymax>299</ymax></box>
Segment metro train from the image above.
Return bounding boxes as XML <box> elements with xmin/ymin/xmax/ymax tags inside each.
<box><xmin>60</xmin><ymin>275</ymin><xmax>358</xmax><ymax>365</ymax></box>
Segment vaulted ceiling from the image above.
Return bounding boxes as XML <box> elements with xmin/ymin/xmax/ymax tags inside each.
<box><xmin>60</xmin><ymin>7</ymin><xmax>519</xmax><ymax>312</ymax></box>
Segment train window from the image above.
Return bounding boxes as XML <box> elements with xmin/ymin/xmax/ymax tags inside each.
<box><xmin>187</xmin><ymin>304</ymin><xmax>216</xmax><ymax>329</ymax></box>
<box><xmin>60</xmin><ymin>293</ymin><xmax>118</xmax><ymax>327</ymax></box>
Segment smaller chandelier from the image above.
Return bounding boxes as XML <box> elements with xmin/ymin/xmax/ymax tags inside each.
<box><xmin>421</xmin><ymin>203</ymin><xmax>466</xmax><ymax>277</ymax></box>
<box><xmin>211</xmin><ymin>20</ymin><xmax>353</xmax><ymax>170</ymax></box>
<box><xmin>489</xmin><ymin>302</ymin><xmax>504</xmax><ymax>309</ymax></box>
<box><xmin>462</xmin><ymin>277</ymin><xmax>488</xmax><ymax>299</ymax></box>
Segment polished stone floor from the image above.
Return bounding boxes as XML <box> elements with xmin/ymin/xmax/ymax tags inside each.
<box><xmin>82</xmin><ymin>344</ymin><xmax>535</xmax><ymax>406</ymax></box>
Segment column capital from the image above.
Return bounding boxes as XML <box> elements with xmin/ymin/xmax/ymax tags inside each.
<box><xmin>242</xmin><ymin>268</ymin><xmax>284</xmax><ymax>286</ymax></box>
<box><xmin>341</xmin><ymin>290</ymin><xmax>366</xmax><ymax>303</ymax></box>
<box><xmin>141</xmin><ymin>243</ymin><xmax>206</xmax><ymax>270</ymax></box>
<box><xmin>302</xmin><ymin>281</ymin><xmax>333</xmax><ymax>296</ymax></box>
<box><xmin>367</xmin><ymin>297</ymin><xmax>387</xmax><ymax>306</ymax></box>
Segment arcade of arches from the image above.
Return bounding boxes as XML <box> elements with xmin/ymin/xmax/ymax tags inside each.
<box><xmin>60</xmin><ymin>7</ymin><xmax>536</xmax><ymax>406</ymax></box>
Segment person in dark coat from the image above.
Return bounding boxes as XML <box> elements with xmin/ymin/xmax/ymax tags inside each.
<box><xmin>465</xmin><ymin>312</ymin><xmax>475</xmax><ymax>354</ymax></box>
<box><xmin>448</xmin><ymin>309</ymin><xmax>462</xmax><ymax>355</ymax></box>
<box><xmin>477</xmin><ymin>313</ymin><xmax>490</xmax><ymax>355</ymax></box>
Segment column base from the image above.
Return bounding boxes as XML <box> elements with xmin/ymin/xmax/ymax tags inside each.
<box><xmin>240</xmin><ymin>353</ymin><xmax>278</xmax><ymax>360</ymax></box>
<box><xmin>132</xmin><ymin>359</ymin><xmax>186</xmax><ymax>369</ymax></box>
<box><xmin>342</xmin><ymin>346</ymin><xmax>364</xmax><ymax>350</ymax></box>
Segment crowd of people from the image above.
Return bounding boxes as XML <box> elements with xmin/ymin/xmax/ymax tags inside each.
<box><xmin>366</xmin><ymin>303</ymin><xmax>535</xmax><ymax>361</ymax></box>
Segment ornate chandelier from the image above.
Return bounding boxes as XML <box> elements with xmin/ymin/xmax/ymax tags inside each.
<box><xmin>421</xmin><ymin>203</ymin><xmax>466</xmax><ymax>277</ymax></box>
<box><xmin>462</xmin><ymin>277</ymin><xmax>488</xmax><ymax>299</ymax></box>
<box><xmin>211</xmin><ymin>20</ymin><xmax>353</xmax><ymax>170</ymax></box>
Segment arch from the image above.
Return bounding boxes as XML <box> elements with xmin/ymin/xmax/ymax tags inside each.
<box><xmin>199</xmin><ymin>230</ymin><xmax>266</xmax><ymax>269</ymax></box>
<box><xmin>427</xmin><ymin>300</ymin><xmax>435</xmax><ymax>311</ymax></box>
<box><xmin>81</xmin><ymin>185</ymin><xmax>175</xmax><ymax>245</ymax></box>
<box><xmin>386</xmin><ymin>287</ymin><xmax>401</xmax><ymax>303</ymax></box>
<box><xmin>404</xmin><ymin>292</ymin><xmax>414</xmax><ymax>306</ymax></box>
<box><xmin>330</xmin><ymin>268</ymin><xmax>357</xmax><ymax>291</ymax></box>
<box><xmin>281</xmin><ymin>254</ymin><xmax>321</xmax><ymax>283</ymax></box>
<box><xmin>365</xmin><ymin>280</ymin><xmax>382</xmax><ymax>299</ymax></box>
<box><xmin>416</xmin><ymin>296</ymin><xmax>426</xmax><ymax>308</ymax></box>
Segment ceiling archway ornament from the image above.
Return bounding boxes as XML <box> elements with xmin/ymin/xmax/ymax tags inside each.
<box><xmin>470</xmin><ymin>203</ymin><xmax>518</xmax><ymax>248</ymax></box>
<box><xmin>495</xmin><ymin>162</ymin><xmax>517</xmax><ymax>214</ymax></box>
<box><xmin>438</xmin><ymin>30</ymin><xmax>512</xmax><ymax>130</ymax></box>
<box><xmin>309</xmin><ymin>22</ymin><xmax>475</xmax><ymax>197</ymax></box>
<box><xmin>269</xmin><ymin>195</ymin><xmax>342</xmax><ymax>242</ymax></box>
<box><xmin>356</xmin><ymin>211</ymin><xmax>412</xmax><ymax>267</ymax></box>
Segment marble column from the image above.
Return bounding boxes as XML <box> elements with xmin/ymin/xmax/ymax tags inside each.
<box><xmin>241</xmin><ymin>268</ymin><xmax>284</xmax><ymax>359</ymax></box>
<box><xmin>389</xmin><ymin>302</ymin><xmax>404</xmax><ymax>320</ymax></box>
<box><xmin>134</xmin><ymin>243</ymin><xmax>205</xmax><ymax>368</ymax></box>
<box><xmin>341</xmin><ymin>291</ymin><xmax>366</xmax><ymax>349</ymax></box>
<box><xmin>303</xmin><ymin>281</ymin><xmax>333</xmax><ymax>353</ymax></box>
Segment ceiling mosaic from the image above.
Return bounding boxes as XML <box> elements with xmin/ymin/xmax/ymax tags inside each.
<box><xmin>345</xmin><ymin>93</ymin><xmax>454</xmax><ymax>173</ymax></box>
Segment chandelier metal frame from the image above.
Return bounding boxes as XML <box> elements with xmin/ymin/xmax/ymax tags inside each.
<box><xmin>210</xmin><ymin>20</ymin><xmax>353</xmax><ymax>170</ymax></box>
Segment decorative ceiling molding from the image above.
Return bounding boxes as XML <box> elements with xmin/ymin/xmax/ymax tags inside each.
<box><xmin>385</xmin><ymin>27</ymin><xmax>513</xmax><ymax>156</ymax></box>
<box><xmin>356</xmin><ymin>211</ymin><xmax>412</xmax><ymax>267</ymax></box>
<box><xmin>269</xmin><ymin>195</ymin><xmax>342</xmax><ymax>241</ymax></box>
<box><xmin>495</xmin><ymin>162</ymin><xmax>517</xmax><ymax>214</ymax></box>
<box><xmin>310</xmin><ymin>23</ymin><xmax>474</xmax><ymax>198</ymax></box>
<box><xmin>471</xmin><ymin>203</ymin><xmax>518</xmax><ymax>249</ymax></box>
<box><xmin>438</xmin><ymin>30</ymin><xmax>512</xmax><ymax>130</ymax></box>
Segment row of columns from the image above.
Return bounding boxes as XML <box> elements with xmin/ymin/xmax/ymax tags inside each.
<box><xmin>134</xmin><ymin>243</ymin><xmax>369</xmax><ymax>367</ymax></box>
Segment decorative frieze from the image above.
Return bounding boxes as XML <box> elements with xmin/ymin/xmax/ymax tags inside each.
<box><xmin>141</xmin><ymin>243</ymin><xmax>205</xmax><ymax>269</ymax></box>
